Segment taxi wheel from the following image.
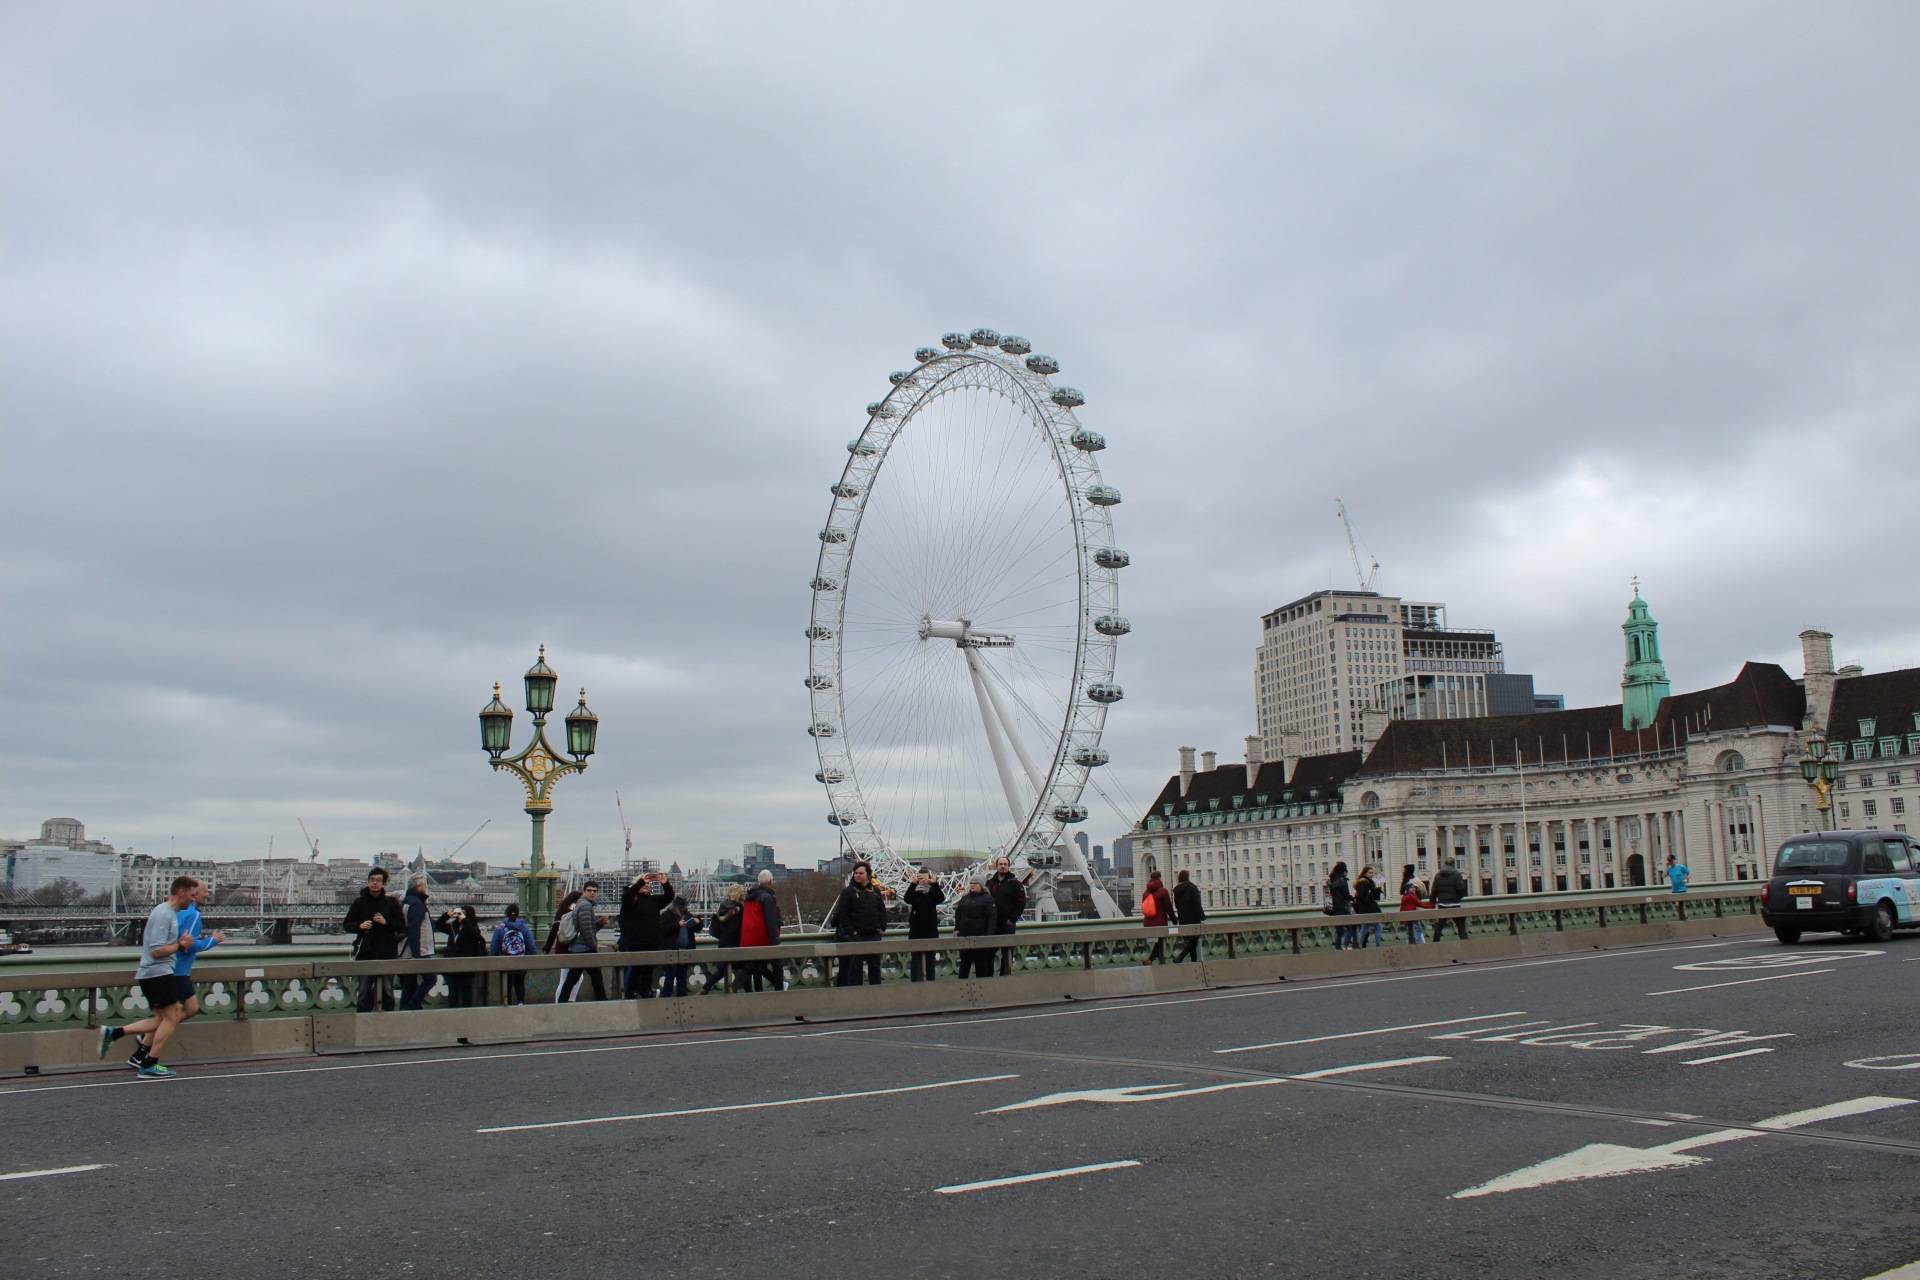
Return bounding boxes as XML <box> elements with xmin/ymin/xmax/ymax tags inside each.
<box><xmin>1867</xmin><ymin>903</ymin><xmax>1896</xmax><ymax>944</ymax></box>
<box><xmin>1774</xmin><ymin>926</ymin><xmax>1802</xmax><ymax>945</ymax></box>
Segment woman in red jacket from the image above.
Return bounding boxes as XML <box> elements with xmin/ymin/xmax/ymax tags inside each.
<box><xmin>1141</xmin><ymin>870</ymin><xmax>1175</xmax><ymax>963</ymax></box>
<box><xmin>1400</xmin><ymin>879</ymin><xmax>1426</xmax><ymax>944</ymax></box>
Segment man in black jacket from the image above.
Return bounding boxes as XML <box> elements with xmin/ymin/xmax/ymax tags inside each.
<box><xmin>1430</xmin><ymin>859</ymin><xmax>1470</xmax><ymax>940</ymax></box>
<box><xmin>986</xmin><ymin>857</ymin><xmax>1027</xmax><ymax>976</ymax></box>
<box><xmin>619</xmin><ymin>872</ymin><xmax>673</xmax><ymax>998</ymax></box>
<box><xmin>903</xmin><ymin>869</ymin><xmax>946</xmax><ymax>982</ymax></box>
<box><xmin>953</xmin><ymin>876</ymin><xmax>997</xmax><ymax>980</ymax></box>
<box><xmin>1172</xmin><ymin>869</ymin><xmax>1206</xmax><ymax>963</ymax></box>
<box><xmin>398</xmin><ymin>874</ymin><xmax>434</xmax><ymax>1011</ymax></box>
<box><xmin>341</xmin><ymin>869</ymin><xmax>405</xmax><ymax>1012</ymax></box>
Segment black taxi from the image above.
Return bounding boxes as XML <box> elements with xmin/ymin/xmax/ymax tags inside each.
<box><xmin>1760</xmin><ymin>829</ymin><xmax>1920</xmax><ymax>944</ymax></box>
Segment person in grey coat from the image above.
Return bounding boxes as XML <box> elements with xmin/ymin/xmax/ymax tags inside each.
<box><xmin>556</xmin><ymin>881</ymin><xmax>608</xmax><ymax>1001</ymax></box>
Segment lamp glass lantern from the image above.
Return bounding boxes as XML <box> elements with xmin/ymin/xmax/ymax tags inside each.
<box><xmin>524</xmin><ymin>645</ymin><xmax>558</xmax><ymax>716</ymax></box>
<box><xmin>566</xmin><ymin>689</ymin><xmax>599</xmax><ymax>758</ymax></box>
<box><xmin>479</xmin><ymin>683</ymin><xmax>514</xmax><ymax>758</ymax></box>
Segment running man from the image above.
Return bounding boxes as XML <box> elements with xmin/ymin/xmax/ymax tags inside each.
<box><xmin>123</xmin><ymin>878</ymin><xmax>226</xmax><ymax>1061</ymax></box>
<box><xmin>97</xmin><ymin>876</ymin><xmax>199</xmax><ymax>1077</ymax></box>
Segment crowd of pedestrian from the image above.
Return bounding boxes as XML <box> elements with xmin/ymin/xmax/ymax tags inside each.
<box><xmin>97</xmin><ymin>853</ymin><xmax>1484</xmax><ymax>1079</ymax></box>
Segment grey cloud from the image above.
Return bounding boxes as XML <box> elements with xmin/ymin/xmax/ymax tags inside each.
<box><xmin>4</xmin><ymin>3</ymin><xmax>1915</xmax><ymax>868</ymax></box>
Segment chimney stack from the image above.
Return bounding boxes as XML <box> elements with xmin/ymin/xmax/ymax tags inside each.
<box><xmin>1200</xmin><ymin>749</ymin><xmax>1217</xmax><ymax>773</ymax></box>
<box><xmin>1178</xmin><ymin>745</ymin><xmax>1196</xmax><ymax>797</ymax></box>
<box><xmin>1799</xmin><ymin>628</ymin><xmax>1837</xmax><ymax>735</ymax></box>
<box><xmin>1245</xmin><ymin>735</ymin><xmax>1264</xmax><ymax>780</ymax></box>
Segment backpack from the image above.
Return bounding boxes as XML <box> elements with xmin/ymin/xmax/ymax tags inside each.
<box><xmin>500</xmin><ymin>923</ymin><xmax>528</xmax><ymax>957</ymax></box>
<box><xmin>1142</xmin><ymin>891</ymin><xmax>1160</xmax><ymax>922</ymax></box>
<box><xmin>1321</xmin><ymin>890</ymin><xmax>1335</xmax><ymax>914</ymax></box>
<box><xmin>556</xmin><ymin>911</ymin><xmax>579</xmax><ymax>946</ymax></box>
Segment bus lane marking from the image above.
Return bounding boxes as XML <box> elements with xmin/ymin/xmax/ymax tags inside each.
<box><xmin>1648</xmin><ymin>969</ymin><xmax>1834</xmax><ymax>996</ymax></box>
<box><xmin>1215</xmin><ymin>1011</ymin><xmax>1528</xmax><ymax>1054</ymax></box>
<box><xmin>1430</xmin><ymin>1021</ymin><xmax>1793</xmax><ymax>1061</ymax></box>
<box><xmin>983</xmin><ymin>1056</ymin><xmax>1449</xmax><ymax>1113</ymax></box>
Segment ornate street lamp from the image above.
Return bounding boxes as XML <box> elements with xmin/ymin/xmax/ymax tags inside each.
<box><xmin>479</xmin><ymin>645</ymin><xmax>599</xmax><ymax>931</ymax></box>
<box><xmin>1800</xmin><ymin>738</ymin><xmax>1838</xmax><ymax>827</ymax></box>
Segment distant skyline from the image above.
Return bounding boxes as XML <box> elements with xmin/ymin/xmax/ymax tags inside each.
<box><xmin>5</xmin><ymin>5</ymin><xmax>1915</xmax><ymax>868</ymax></box>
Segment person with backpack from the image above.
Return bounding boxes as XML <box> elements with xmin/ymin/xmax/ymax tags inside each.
<box><xmin>953</xmin><ymin>875</ymin><xmax>998</xmax><ymax>979</ymax></box>
<box><xmin>1399</xmin><ymin>879</ymin><xmax>1427</xmax><ymax>945</ymax></box>
<box><xmin>705</xmin><ymin>884</ymin><xmax>744</xmax><ymax>994</ymax></box>
<box><xmin>1171</xmin><ymin>869</ymin><xmax>1206</xmax><ymax>962</ymax></box>
<box><xmin>489</xmin><ymin>904</ymin><xmax>537</xmax><ymax>1004</ymax></box>
<box><xmin>1140</xmin><ymin>869</ymin><xmax>1174</xmax><ymax>963</ymax></box>
<box><xmin>545</xmin><ymin>889</ymin><xmax>583</xmax><ymax>1001</ymax></box>
<box><xmin>1353</xmin><ymin>866</ymin><xmax>1384</xmax><ymax>948</ymax></box>
<box><xmin>657</xmin><ymin>896</ymin><xmax>700</xmax><ymax>997</ymax></box>
<box><xmin>618</xmin><ymin>871</ymin><xmax>675</xmax><ymax>999</ymax></box>
<box><xmin>555</xmin><ymin>881</ymin><xmax>608</xmax><ymax>1002</ymax></box>
<box><xmin>435</xmin><ymin>903</ymin><xmax>487</xmax><ymax>1007</ymax></box>
<box><xmin>1325</xmin><ymin>861</ymin><xmax>1355</xmax><ymax>950</ymax></box>
<box><xmin>1428</xmin><ymin>859</ymin><xmax>1470</xmax><ymax>940</ymax></box>
<box><xmin>903</xmin><ymin>869</ymin><xmax>945</xmax><ymax>982</ymax></box>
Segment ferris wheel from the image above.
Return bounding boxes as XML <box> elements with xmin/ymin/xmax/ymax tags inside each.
<box><xmin>806</xmin><ymin>329</ymin><xmax>1128</xmax><ymax>916</ymax></box>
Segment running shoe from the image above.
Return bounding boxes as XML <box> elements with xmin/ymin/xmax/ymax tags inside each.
<box><xmin>98</xmin><ymin>1026</ymin><xmax>120</xmax><ymax>1059</ymax></box>
<box><xmin>127</xmin><ymin>1049</ymin><xmax>150</xmax><ymax>1069</ymax></box>
<box><xmin>135</xmin><ymin>1062</ymin><xmax>175</xmax><ymax>1079</ymax></box>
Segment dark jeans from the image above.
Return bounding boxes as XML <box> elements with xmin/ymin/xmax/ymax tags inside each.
<box><xmin>701</xmin><ymin>963</ymin><xmax>733</xmax><ymax>994</ymax></box>
<box><xmin>356</xmin><ymin>975</ymin><xmax>393</xmax><ymax>1012</ymax></box>
<box><xmin>446</xmin><ymin>974</ymin><xmax>477</xmax><ymax>1008</ymax></box>
<box><xmin>957</xmin><ymin>946</ymin><xmax>994</xmax><ymax>979</ymax></box>
<box><xmin>623</xmin><ymin>963</ymin><xmax>657</xmax><ymax>998</ymax></box>
<box><xmin>996</xmin><ymin>921</ymin><xmax>1019</xmax><ymax>975</ymax></box>
<box><xmin>1173</xmin><ymin>933</ymin><xmax>1201</xmax><ymax>963</ymax></box>
<box><xmin>837</xmin><ymin>933</ymin><xmax>883</xmax><ymax>986</ymax></box>
<box><xmin>746</xmin><ymin>957</ymin><xmax>783</xmax><ymax>991</ymax></box>
<box><xmin>660</xmin><ymin>964</ymin><xmax>690</xmax><ymax>997</ymax></box>
<box><xmin>502</xmin><ymin>972</ymin><xmax>527</xmax><ymax>1005</ymax></box>
<box><xmin>398</xmin><ymin>971</ymin><xmax>429</xmax><ymax>1011</ymax></box>
<box><xmin>909</xmin><ymin>940</ymin><xmax>938</xmax><ymax>982</ymax></box>
<box><xmin>558</xmin><ymin>953</ymin><xmax>606</xmax><ymax>1001</ymax></box>
<box><xmin>1146</xmin><ymin>936</ymin><xmax>1167</xmax><ymax>964</ymax></box>
<box><xmin>1430</xmin><ymin>908</ymin><xmax>1470</xmax><ymax>940</ymax></box>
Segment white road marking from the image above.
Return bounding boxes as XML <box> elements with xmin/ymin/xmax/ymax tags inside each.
<box><xmin>0</xmin><ymin>1163</ymin><xmax>110</xmax><ymax>1182</ymax></box>
<box><xmin>1452</xmin><ymin>1095</ymin><xmax>1915</xmax><ymax>1197</ymax></box>
<box><xmin>1681</xmin><ymin>1048</ymin><xmax>1777</xmax><ymax>1066</ymax></box>
<box><xmin>1846</xmin><ymin>1055</ymin><xmax>1920</xmax><ymax>1071</ymax></box>
<box><xmin>1674</xmin><ymin>950</ymin><xmax>1880</xmax><ymax>972</ymax></box>
<box><xmin>985</xmin><ymin>1056</ymin><xmax>1448</xmax><ymax>1113</ymax></box>
<box><xmin>935</xmin><ymin>1160</ymin><xmax>1141</xmax><ymax>1194</ymax></box>
<box><xmin>0</xmin><ymin>1034</ymin><xmax>798</xmax><ymax>1098</ymax></box>
<box><xmin>1465</xmin><ymin>1022</ymin><xmax>1598</xmax><ymax>1042</ymax></box>
<box><xmin>1214</xmin><ymin>1011</ymin><xmax>1528</xmax><ymax>1054</ymax></box>
<box><xmin>1292</xmin><ymin>1055</ymin><xmax>1451</xmax><ymax>1079</ymax></box>
<box><xmin>477</xmin><ymin>1073</ymin><xmax>1020</xmax><ymax>1133</ymax></box>
<box><xmin>1647</xmin><ymin>969</ymin><xmax>1835</xmax><ymax>996</ymax></box>
<box><xmin>1430</xmin><ymin>1019</ymin><xmax>1555</xmax><ymax>1039</ymax></box>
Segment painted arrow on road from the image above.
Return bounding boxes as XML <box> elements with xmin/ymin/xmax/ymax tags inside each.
<box><xmin>1452</xmin><ymin>1096</ymin><xmax>1916</xmax><ymax>1198</ymax></box>
<box><xmin>985</xmin><ymin>1057</ymin><xmax>1450</xmax><ymax>1113</ymax></box>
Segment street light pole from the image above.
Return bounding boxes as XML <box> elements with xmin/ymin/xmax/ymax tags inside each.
<box><xmin>1800</xmin><ymin>738</ymin><xmax>1839</xmax><ymax>831</ymax></box>
<box><xmin>479</xmin><ymin>646</ymin><xmax>600</xmax><ymax>935</ymax></box>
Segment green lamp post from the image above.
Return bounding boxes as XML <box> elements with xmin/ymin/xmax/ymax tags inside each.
<box><xmin>480</xmin><ymin>645</ymin><xmax>599</xmax><ymax>933</ymax></box>
<box><xmin>1800</xmin><ymin>738</ymin><xmax>1838</xmax><ymax>829</ymax></box>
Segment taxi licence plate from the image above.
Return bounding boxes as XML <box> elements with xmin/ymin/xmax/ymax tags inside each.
<box><xmin>1788</xmin><ymin>886</ymin><xmax>1821</xmax><ymax>895</ymax></box>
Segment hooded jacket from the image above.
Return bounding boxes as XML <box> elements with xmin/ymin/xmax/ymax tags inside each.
<box><xmin>1142</xmin><ymin>877</ymin><xmax>1174</xmax><ymax>925</ymax></box>
<box><xmin>342</xmin><ymin>887</ymin><xmax>405</xmax><ymax>961</ymax></box>
<box><xmin>953</xmin><ymin>888</ymin><xmax>997</xmax><ymax>937</ymax></box>
<box><xmin>1430</xmin><ymin>866</ymin><xmax>1468</xmax><ymax>906</ymax></box>
<box><xmin>1353</xmin><ymin>875</ymin><xmax>1383</xmax><ymax>915</ymax></box>
<box><xmin>904</xmin><ymin>882</ymin><xmax>946</xmax><ymax>938</ymax></box>
<box><xmin>1172</xmin><ymin>879</ymin><xmax>1205</xmax><ymax>925</ymax></box>
<box><xmin>987</xmin><ymin>871</ymin><xmax>1027</xmax><ymax>929</ymax></box>
<box><xmin>709</xmin><ymin>900</ymin><xmax>744</xmax><ymax>948</ymax></box>
<box><xmin>401</xmin><ymin>886</ymin><xmax>435</xmax><ymax>959</ymax></box>
<box><xmin>742</xmin><ymin>883</ymin><xmax>783</xmax><ymax>946</ymax></box>
<box><xmin>437</xmin><ymin>910</ymin><xmax>486</xmax><ymax>957</ymax></box>
<box><xmin>489</xmin><ymin>916</ymin><xmax>537</xmax><ymax>957</ymax></box>
<box><xmin>834</xmin><ymin>881</ymin><xmax>887</xmax><ymax>939</ymax></box>
<box><xmin>618</xmin><ymin>878</ymin><xmax>675</xmax><ymax>948</ymax></box>
<box><xmin>1325</xmin><ymin>870</ymin><xmax>1353</xmax><ymax>915</ymax></box>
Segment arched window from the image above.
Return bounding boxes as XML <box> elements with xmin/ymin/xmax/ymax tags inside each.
<box><xmin>1360</xmin><ymin>791</ymin><xmax>1381</xmax><ymax>811</ymax></box>
<box><xmin>1717</xmin><ymin>750</ymin><xmax>1747</xmax><ymax>772</ymax></box>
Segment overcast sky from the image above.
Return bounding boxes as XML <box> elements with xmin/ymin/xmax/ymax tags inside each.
<box><xmin>4</xmin><ymin>4</ymin><xmax>1915</xmax><ymax>873</ymax></box>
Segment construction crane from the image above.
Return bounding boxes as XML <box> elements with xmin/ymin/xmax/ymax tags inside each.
<box><xmin>1335</xmin><ymin>497</ymin><xmax>1380</xmax><ymax>591</ymax></box>
<box><xmin>615</xmin><ymin>791</ymin><xmax>634</xmax><ymax>862</ymax></box>
<box><xmin>297</xmin><ymin>818</ymin><xmax>321</xmax><ymax>863</ymax></box>
<box><xmin>445</xmin><ymin>818</ymin><xmax>490</xmax><ymax>860</ymax></box>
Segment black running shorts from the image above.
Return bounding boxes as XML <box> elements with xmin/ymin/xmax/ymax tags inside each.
<box><xmin>137</xmin><ymin>976</ymin><xmax>182</xmax><ymax>1010</ymax></box>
